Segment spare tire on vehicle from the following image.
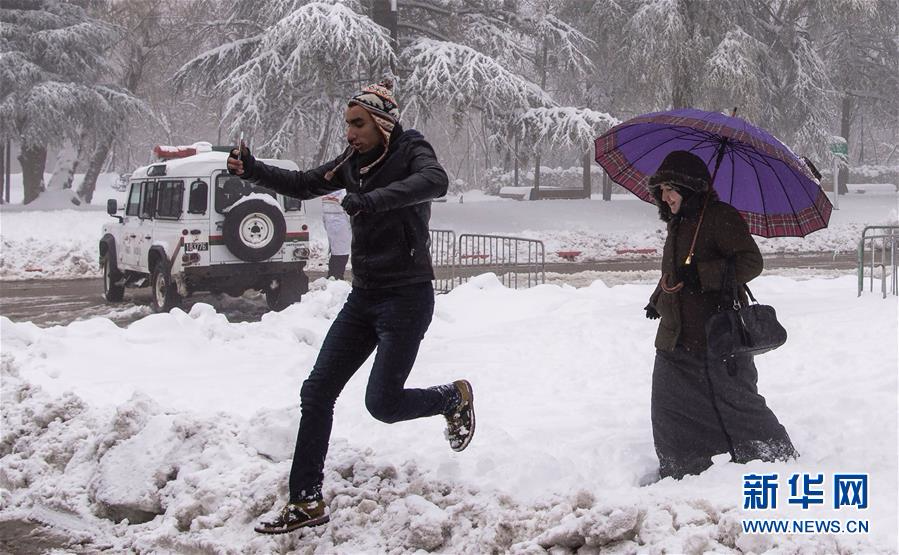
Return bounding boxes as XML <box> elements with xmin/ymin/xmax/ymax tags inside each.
<box><xmin>222</xmin><ymin>198</ymin><xmax>286</xmax><ymax>262</ymax></box>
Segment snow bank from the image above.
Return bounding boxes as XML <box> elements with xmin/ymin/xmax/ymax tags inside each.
<box><xmin>1</xmin><ymin>276</ymin><xmax>895</xmax><ymax>552</ymax></box>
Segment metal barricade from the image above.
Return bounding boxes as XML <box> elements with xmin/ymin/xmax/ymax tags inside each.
<box><xmin>429</xmin><ymin>229</ymin><xmax>456</xmax><ymax>294</ymax></box>
<box><xmin>457</xmin><ymin>233</ymin><xmax>545</xmax><ymax>289</ymax></box>
<box><xmin>857</xmin><ymin>226</ymin><xmax>898</xmax><ymax>298</ymax></box>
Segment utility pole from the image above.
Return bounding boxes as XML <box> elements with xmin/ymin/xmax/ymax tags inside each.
<box><xmin>3</xmin><ymin>140</ymin><xmax>9</xmax><ymax>204</ymax></box>
<box><xmin>0</xmin><ymin>140</ymin><xmax>5</xmax><ymax>204</ymax></box>
<box><xmin>371</xmin><ymin>0</ymin><xmax>399</xmax><ymax>74</ymax></box>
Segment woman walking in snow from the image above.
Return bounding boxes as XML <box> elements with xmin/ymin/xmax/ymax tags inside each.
<box><xmin>644</xmin><ymin>151</ymin><xmax>797</xmax><ymax>479</ymax></box>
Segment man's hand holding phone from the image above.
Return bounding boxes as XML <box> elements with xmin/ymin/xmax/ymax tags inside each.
<box><xmin>227</xmin><ymin>135</ymin><xmax>253</xmax><ymax>176</ymax></box>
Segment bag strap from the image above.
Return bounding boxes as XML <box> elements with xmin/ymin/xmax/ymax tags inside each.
<box><xmin>720</xmin><ymin>259</ymin><xmax>759</xmax><ymax>309</ymax></box>
<box><xmin>744</xmin><ymin>283</ymin><xmax>758</xmax><ymax>304</ymax></box>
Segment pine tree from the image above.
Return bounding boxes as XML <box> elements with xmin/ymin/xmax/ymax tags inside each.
<box><xmin>174</xmin><ymin>1</ymin><xmax>395</xmax><ymax>159</ymax></box>
<box><xmin>0</xmin><ymin>0</ymin><xmax>145</xmax><ymax>204</ymax></box>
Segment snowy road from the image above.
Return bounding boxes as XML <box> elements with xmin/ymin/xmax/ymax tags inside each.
<box><xmin>0</xmin><ymin>252</ymin><xmax>858</xmax><ymax>327</ymax></box>
<box><xmin>0</xmin><ymin>271</ymin><xmax>322</xmax><ymax>328</ymax></box>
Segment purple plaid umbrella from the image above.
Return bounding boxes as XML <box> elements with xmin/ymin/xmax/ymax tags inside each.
<box><xmin>594</xmin><ymin>108</ymin><xmax>832</xmax><ymax>237</ymax></box>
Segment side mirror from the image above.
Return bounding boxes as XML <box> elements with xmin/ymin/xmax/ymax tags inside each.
<box><xmin>107</xmin><ymin>199</ymin><xmax>123</xmax><ymax>223</ymax></box>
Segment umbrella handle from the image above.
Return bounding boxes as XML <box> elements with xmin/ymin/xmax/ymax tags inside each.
<box><xmin>659</xmin><ymin>272</ymin><xmax>684</xmax><ymax>293</ymax></box>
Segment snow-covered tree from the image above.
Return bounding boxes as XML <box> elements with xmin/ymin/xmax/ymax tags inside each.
<box><xmin>517</xmin><ymin>106</ymin><xmax>618</xmax><ymax>195</ymax></box>
<box><xmin>517</xmin><ymin>107</ymin><xmax>618</xmax><ymax>150</ymax></box>
<box><xmin>816</xmin><ymin>0</ymin><xmax>899</xmax><ymax>191</ymax></box>
<box><xmin>396</xmin><ymin>0</ymin><xmax>604</xmax><ymax>190</ymax></box>
<box><xmin>174</xmin><ymin>1</ymin><xmax>395</xmax><ymax>160</ymax></box>
<box><xmin>582</xmin><ymin>0</ymin><xmax>836</xmax><ymax>156</ymax></box>
<box><xmin>401</xmin><ymin>38</ymin><xmax>553</xmax><ymax>123</ymax></box>
<box><xmin>0</xmin><ymin>0</ymin><xmax>145</xmax><ymax>204</ymax></box>
<box><xmin>74</xmin><ymin>0</ymin><xmax>191</xmax><ymax>203</ymax></box>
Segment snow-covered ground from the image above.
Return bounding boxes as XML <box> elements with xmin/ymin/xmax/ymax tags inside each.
<box><xmin>1</xmin><ymin>172</ymin><xmax>897</xmax><ymax>281</ymax></box>
<box><xmin>1</xmin><ymin>275</ymin><xmax>896</xmax><ymax>552</ymax></box>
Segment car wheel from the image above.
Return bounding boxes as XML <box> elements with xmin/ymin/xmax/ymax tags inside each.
<box><xmin>222</xmin><ymin>199</ymin><xmax>286</xmax><ymax>262</ymax></box>
<box><xmin>265</xmin><ymin>271</ymin><xmax>309</xmax><ymax>311</ymax></box>
<box><xmin>150</xmin><ymin>259</ymin><xmax>182</xmax><ymax>312</ymax></box>
<box><xmin>102</xmin><ymin>255</ymin><xmax>125</xmax><ymax>302</ymax></box>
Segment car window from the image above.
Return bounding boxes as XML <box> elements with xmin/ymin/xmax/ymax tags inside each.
<box><xmin>156</xmin><ymin>180</ymin><xmax>184</xmax><ymax>219</ymax></box>
<box><xmin>140</xmin><ymin>181</ymin><xmax>157</xmax><ymax>219</ymax></box>
<box><xmin>188</xmin><ymin>180</ymin><xmax>208</xmax><ymax>214</ymax></box>
<box><xmin>284</xmin><ymin>197</ymin><xmax>302</xmax><ymax>211</ymax></box>
<box><xmin>126</xmin><ymin>183</ymin><xmax>142</xmax><ymax>216</ymax></box>
<box><xmin>214</xmin><ymin>175</ymin><xmax>275</xmax><ymax>214</ymax></box>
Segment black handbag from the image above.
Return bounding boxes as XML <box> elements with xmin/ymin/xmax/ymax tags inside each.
<box><xmin>705</xmin><ymin>262</ymin><xmax>787</xmax><ymax>360</ymax></box>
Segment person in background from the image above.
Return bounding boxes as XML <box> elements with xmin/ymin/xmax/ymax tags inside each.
<box><xmin>321</xmin><ymin>189</ymin><xmax>351</xmax><ymax>279</ymax></box>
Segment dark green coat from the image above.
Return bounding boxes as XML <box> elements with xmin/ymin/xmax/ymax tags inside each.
<box><xmin>649</xmin><ymin>191</ymin><xmax>763</xmax><ymax>353</ymax></box>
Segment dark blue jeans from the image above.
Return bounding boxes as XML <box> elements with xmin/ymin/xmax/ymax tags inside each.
<box><xmin>289</xmin><ymin>281</ymin><xmax>444</xmax><ymax>501</ymax></box>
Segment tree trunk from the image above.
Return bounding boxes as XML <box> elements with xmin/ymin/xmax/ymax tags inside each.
<box><xmin>5</xmin><ymin>140</ymin><xmax>11</xmax><ymax>203</ymax></box>
<box><xmin>370</xmin><ymin>0</ymin><xmax>399</xmax><ymax>73</ymax></box>
<box><xmin>602</xmin><ymin>170</ymin><xmax>612</xmax><ymax>201</ymax></box>
<box><xmin>479</xmin><ymin>116</ymin><xmax>491</xmax><ymax>185</ymax></box>
<box><xmin>313</xmin><ymin>108</ymin><xmax>334</xmax><ymax>166</ymax></box>
<box><xmin>0</xmin><ymin>141</ymin><xmax>5</xmax><ymax>204</ymax></box>
<box><xmin>582</xmin><ymin>151</ymin><xmax>591</xmax><ymax>198</ymax></box>
<box><xmin>514</xmin><ymin>134</ymin><xmax>520</xmax><ymax>188</ymax></box>
<box><xmin>838</xmin><ymin>95</ymin><xmax>851</xmax><ymax>195</ymax></box>
<box><xmin>671</xmin><ymin>0</ymin><xmax>697</xmax><ymax>108</ymax></box>
<box><xmin>79</xmin><ymin>135</ymin><xmax>115</xmax><ymax>204</ymax></box>
<box><xmin>533</xmin><ymin>36</ymin><xmax>549</xmax><ymax>200</ymax></box>
<box><xmin>857</xmin><ymin>110</ymin><xmax>865</xmax><ymax>165</ymax></box>
<box><xmin>19</xmin><ymin>143</ymin><xmax>47</xmax><ymax>205</ymax></box>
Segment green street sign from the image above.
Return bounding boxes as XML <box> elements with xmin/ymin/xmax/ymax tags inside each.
<box><xmin>830</xmin><ymin>142</ymin><xmax>848</xmax><ymax>155</ymax></box>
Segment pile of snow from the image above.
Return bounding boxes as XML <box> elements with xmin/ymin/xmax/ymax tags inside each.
<box><xmin>484</xmin><ymin>165</ymin><xmax>621</xmax><ymax>196</ymax></box>
<box><xmin>1</xmin><ymin>276</ymin><xmax>895</xmax><ymax>552</ymax></box>
<box><xmin>851</xmin><ymin>164</ymin><xmax>899</xmax><ymax>181</ymax></box>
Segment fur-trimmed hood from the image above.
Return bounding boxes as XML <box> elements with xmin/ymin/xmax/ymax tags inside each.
<box><xmin>648</xmin><ymin>151</ymin><xmax>714</xmax><ymax>222</ymax></box>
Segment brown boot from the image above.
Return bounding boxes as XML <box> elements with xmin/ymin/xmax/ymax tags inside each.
<box><xmin>254</xmin><ymin>500</ymin><xmax>329</xmax><ymax>534</ymax></box>
<box><xmin>443</xmin><ymin>380</ymin><xmax>475</xmax><ymax>452</ymax></box>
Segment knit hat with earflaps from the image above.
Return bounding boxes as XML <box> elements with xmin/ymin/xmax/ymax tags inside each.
<box><xmin>325</xmin><ymin>78</ymin><xmax>400</xmax><ymax>181</ymax></box>
<box><xmin>648</xmin><ymin>150</ymin><xmax>713</xmax><ymax>221</ymax></box>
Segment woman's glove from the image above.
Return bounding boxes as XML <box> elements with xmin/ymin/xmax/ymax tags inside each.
<box><xmin>644</xmin><ymin>302</ymin><xmax>660</xmax><ymax>320</ymax></box>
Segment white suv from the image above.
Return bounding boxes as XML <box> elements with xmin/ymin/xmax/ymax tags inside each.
<box><xmin>100</xmin><ymin>147</ymin><xmax>310</xmax><ymax>312</ymax></box>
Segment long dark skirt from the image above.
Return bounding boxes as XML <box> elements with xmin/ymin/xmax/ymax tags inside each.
<box><xmin>651</xmin><ymin>347</ymin><xmax>797</xmax><ymax>479</ymax></box>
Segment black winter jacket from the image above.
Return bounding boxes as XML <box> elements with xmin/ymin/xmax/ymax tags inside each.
<box><xmin>243</xmin><ymin>126</ymin><xmax>448</xmax><ymax>289</ymax></box>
